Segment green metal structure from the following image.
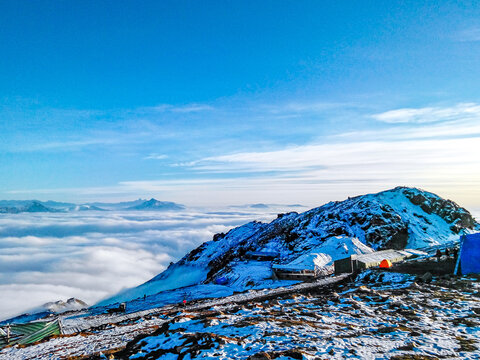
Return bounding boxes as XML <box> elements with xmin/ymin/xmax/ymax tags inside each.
<box><xmin>0</xmin><ymin>319</ymin><xmax>62</xmax><ymax>349</ymax></box>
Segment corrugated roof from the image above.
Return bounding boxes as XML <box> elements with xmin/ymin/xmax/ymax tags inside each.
<box><xmin>0</xmin><ymin>319</ymin><xmax>61</xmax><ymax>349</ymax></box>
<box><xmin>11</xmin><ymin>322</ymin><xmax>47</xmax><ymax>336</ymax></box>
<box><xmin>17</xmin><ymin>321</ymin><xmax>61</xmax><ymax>345</ymax></box>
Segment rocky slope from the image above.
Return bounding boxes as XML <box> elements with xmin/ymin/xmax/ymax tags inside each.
<box><xmin>103</xmin><ymin>187</ymin><xmax>478</xmax><ymax>305</ymax></box>
<box><xmin>116</xmin><ymin>272</ymin><xmax>480</xmax><ymax>360</ymax></box>
<box><xmin>3</xmin><ymin>272</ymin><xmax>479</xmax><ymax>360</ymax></box>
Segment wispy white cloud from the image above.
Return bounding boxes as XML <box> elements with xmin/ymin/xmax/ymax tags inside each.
<box><xmin>183</xmin><ymin>137</ymin><xmax>479</xmax><ymax>176</ymax></box>
<box><xmin>0</xmin><ymin>97</ymin><xmax>364</xmax><ymax>156</ymax></box>
<box><xmin>170</xmin><ymin>104</ymin><xmax>215</xmax><ymax>113</ymax></box>
<box><xmin>143</xmin><ymin>103</ymin><xmax>215</xmax><ymax>113</ymax></box>
<box><xmin>144</xmin><ymin>153</ymin><xmax>169</xmax><ymax>160</ymax></box>
<box><xmin>4</xmin><ymin>101</ymin><xmax>480</xmax><ymax>208</ymax></box>
<box><xmin>372</xmin><ymin>103</ymin><xmax>480</xmax><ymax>124</ymax></box>
<box><xmin>26</xmin><ymin>137</ymin><xmax>121</xmax><ymax>151</ymax></box>
<box><xmin>0</xmin><ymin>101</ymin><xmax>216</xmax><ymax>153</ymax></box>
<box><xmin>258</xmin><ymin>101</ymin><xmax>358</xmax><ymax>114</ymax></box>
<box><xmin>5</xmin><ymin>101</ymin><xmax>480</xmax><ymax>207</ymax></box>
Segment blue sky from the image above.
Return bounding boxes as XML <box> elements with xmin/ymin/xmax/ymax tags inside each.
<box><xmin>1</xmin><ymin>1</ymin><xmax>480</xmax><ymax>207</ymax></box>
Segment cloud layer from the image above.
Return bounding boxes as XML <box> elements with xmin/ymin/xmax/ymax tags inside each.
<box><xmin>0</xmin><ymin>207</ymin><xmax>292</xmax><ymax>321</ymax></box>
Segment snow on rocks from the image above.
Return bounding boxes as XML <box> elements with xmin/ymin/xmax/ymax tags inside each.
<box><xmin>2</xmin><ymin>273</ymin><xmax>479</xmax><ymax>359</ymax></box>
<box><xmin>0</xmin><ymin>275</ymin><xmax>349</xmax><ymax>359</ymax></box>
<box><xmin>120</xmin><ymin>273</ymin><xmax>480</xmax><ymax>360</ymax></box>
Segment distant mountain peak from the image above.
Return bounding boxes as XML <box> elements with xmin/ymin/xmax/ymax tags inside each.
<box><xmin>126</xmin><ymin>198</ymin><xmax>184</xmax><ymax>211</ymax></box>
<box><xmin>250</xmin><ymin>203</ymin><xmax>269</xmax><ymax>209</ymax></box>
<box><xmin>0</xmin><ymin>198</ymin><xmax>184</xmax><ymax>212</ymax></box>
<box><xmin>69</xmin><ymin>204</ymin><xmax>106</xmax><ymax>211</ymax></box>
<box><xmin>41</xmin><ymin>298</ymin><xmax>88</xmax><ymax>313</ymax></box>
<box><xmin>22</xmin><ymin>201</ymin><xmax>57</xmax><ymax>213</ymax></box>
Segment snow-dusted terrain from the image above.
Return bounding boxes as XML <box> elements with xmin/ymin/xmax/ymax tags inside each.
<box><xmin>119</xmin><ymin>272</ymin><xmax>480</xmax><ymax>360</ymax></box>
<box><xmin>2</xmin><ymin>272</ymin><xmax>479</xmax><ymax>360</ymax></box>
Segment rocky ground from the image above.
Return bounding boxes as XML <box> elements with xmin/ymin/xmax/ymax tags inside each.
<box><xmin>1</xmin><ymin>270</ymin><xmax>479</xmax><ymax>359</ymax></box>
<box><xmin>107</xmin><ymin>271</ymin><xmax>480</xmax><ymax>359</ymax></box>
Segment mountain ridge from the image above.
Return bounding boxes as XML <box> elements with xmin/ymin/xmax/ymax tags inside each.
<box><xmin>100</xmin><ymin>186</ymin><xmax>479</xmax><ymax>306</ymax></box>
<box><xmin>0</xmin><ymin>198</ymin><xmax>184</xmax><ymax>213</ymax></box>
<box><xmin>126</xmin><ymin>198</ymin><xmax>185</xmax><ymax>211</ymax></box>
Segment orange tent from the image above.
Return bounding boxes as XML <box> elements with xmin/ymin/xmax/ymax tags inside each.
<box><xmin>379</xmin><ymin>259</ymin><xmax>393</xmax><ymax>268</ymax></box>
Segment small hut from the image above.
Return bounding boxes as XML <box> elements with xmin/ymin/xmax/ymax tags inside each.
<box><xmin>272</xmin><ymin>253</ymin><xmax>331</xmax><ymax>281</ymax></box>
<box><xmin>334</xmin><ymin>249</ymin><xmax>425</xmax><ymax>274</ymax></box>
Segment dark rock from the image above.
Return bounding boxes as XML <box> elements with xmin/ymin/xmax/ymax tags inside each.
<box><xmin>248</xmin><ymin>352</ymin><xmax>271</xmax><ymax>360</ymax></box>
<box><xmin>281</xmin><ymin>350</ymin><xmax>304</xmax><ymax>359</ymax></box>
<box><xmin>418</xmin><ymin>272</ymin><xmax>433</xmax><ymax>283</ymax></box>
<box><xmin>396</xmin><ymin>342</ymin><xmax>417</xmax><ymax>351</ymax></box>
<box><xmin>403</xmin><ymin>188</ymin><xmax>476</xmax><ymax>230</ymax></box>
<box><xmin>384</xmin><ymin>225</ymin><xmax>409</xmax><ymax>250</ymax></box>
<box><xmin>213</xmin><ymin>233</ymin><xmax>226</xmax><ymax>242</ymax></box>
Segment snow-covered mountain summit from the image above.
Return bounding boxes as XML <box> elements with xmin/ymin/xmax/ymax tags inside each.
<box><xmin>101</xmin><ymin>187</ymin><xmax>478</xmax><ymax>305</ymax></box>
<box><xmin>41</xmin><ymin>298</ymin><xmax>88</xmax><ymax>314</ymax></box>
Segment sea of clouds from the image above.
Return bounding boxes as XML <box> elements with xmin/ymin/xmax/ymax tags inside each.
<box><xmin>0</xmin><ymin>206</ymin><xmax>297</xmax><ymax>321</ymax></box>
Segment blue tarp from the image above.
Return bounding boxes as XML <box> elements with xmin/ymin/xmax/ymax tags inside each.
<box><xmin>215</xmin><ymin>277</ymin><xmax>228</xmax><ymax>285</ymax></box>
<box><xmin>458</xmin><ymin>233</ymin><xmax>480</xmax><ymax>275</ymax></box>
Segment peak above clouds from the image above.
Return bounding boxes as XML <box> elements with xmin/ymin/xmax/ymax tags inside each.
<box><xmin>126</xmin><ymin>198</ymin><xmax>185</xmax><ymax>211</ymax></box>
<box><xmin>40</xmin><ymin>298</ymin><xmax>88</xmax><ymax>314</ymax></box>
